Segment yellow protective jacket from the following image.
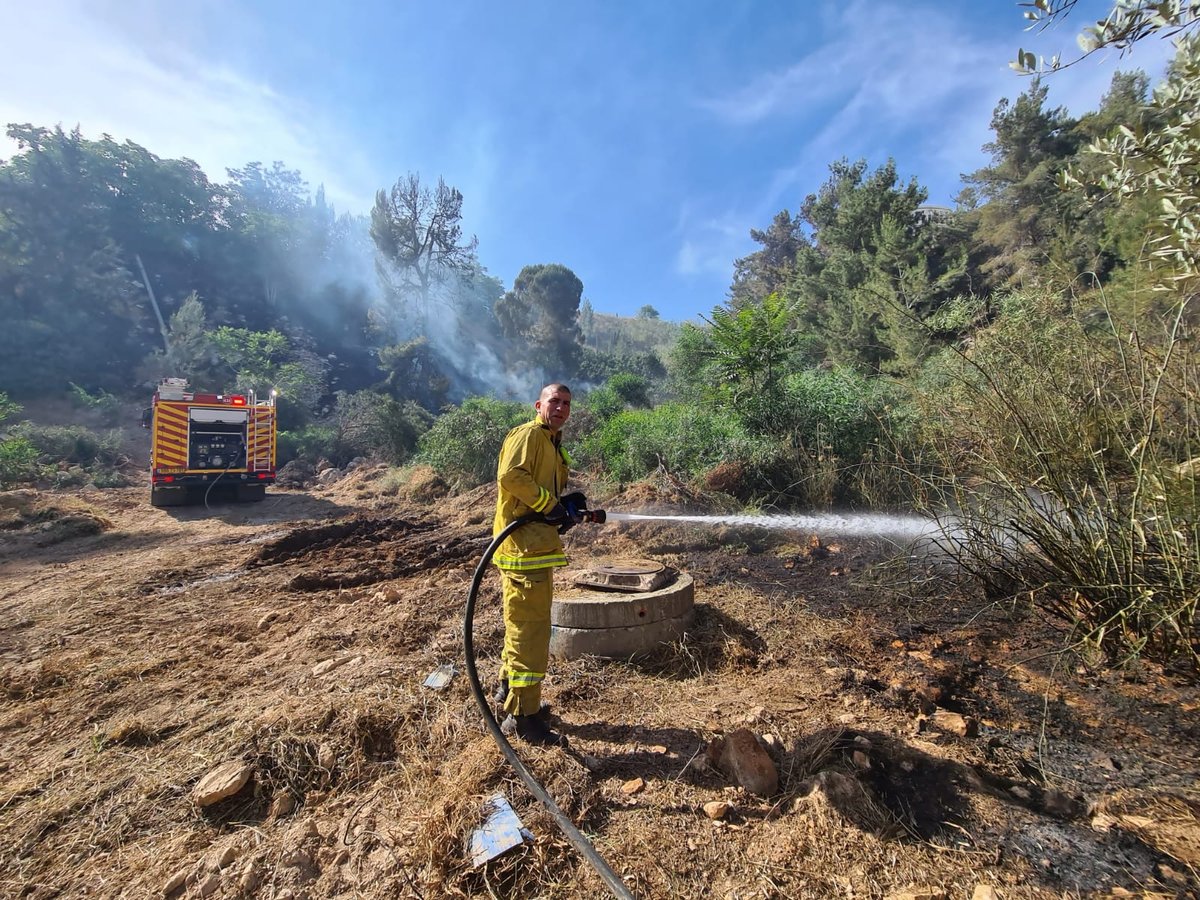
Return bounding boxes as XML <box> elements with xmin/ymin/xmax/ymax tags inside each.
<box><xmin>492</xmin><ymin>417</ymin><xmax>571</xmax><ymax>571</ymax></box>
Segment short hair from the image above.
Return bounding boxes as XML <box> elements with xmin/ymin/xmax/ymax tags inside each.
<box><xmin>540</xmin><ymin>383</ymin><xmax>571</xmax><ymax>397</ymax></box>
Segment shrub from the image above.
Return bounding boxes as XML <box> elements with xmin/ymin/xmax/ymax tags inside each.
<box><xmin>67</xmin><ymin>383</ymin><xmax>123</xmax><ymax>423</ymax></box>
<box><xmin>912</xmin><ymin>289</ymin><xmax>1199</xmax><ymax>673</ymax></box>
<box><xmin>277</xmin><ymin>425</ymin><xmax>338</xmax><ymax>466</ymax></box>
<box><xmin>0</xmin><ymin>436</ymin><xmax>41</xmax><ymax>488</ymax></box>
<box><xmin>0</xmin><ymin>391</ymin><xmax>20</xmax><ymax>425</ymax></box>
<box><xmin>583</xmin><ymin>403</ymin><xmax>759</xmax><ymax>484</ymax></box>
<box><xmin>11</xmin><ymin>423</ymin><xmax>124</xmax><ymax>468</ymax></box>
<box><xmin>416</xmin><ymin>397</ymin><xmax>529</xmax><ymax>488</ymax></box>
<box><xmin>580</xmin><ymin>373</ymin><xmax>651</xmax><ymax>423</ymax></box>
<box><xmin>328</xmin><ymin>391</ymin><xmax>433</xmax><ymax>466</ymax></box>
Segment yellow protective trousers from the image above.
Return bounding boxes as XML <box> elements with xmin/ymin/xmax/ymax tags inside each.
<box><xmin>499</xmin><ymin>568</ymin><xmax>553</xmax><ymax>717</ymax></box>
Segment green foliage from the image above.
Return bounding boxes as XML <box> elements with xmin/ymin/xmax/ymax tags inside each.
<box><xmin>911</xmin><ymin>289</ymin><xmax>1199</xmax><ymax>672</ymax></box>
<box><xmin>729</xmin><ymin>209</ymin><xmax>809</xmax><ymax>310</ymax></box>
<box><xmin>703</xmin><ymin>292</ymin><xmax>804</xmax><ymax>401</ymax></box>
<box><xmin>575</xmin><ymin>346</ymin><xmax>666</xmax><ymax>385</ymax></box>
<box><xmin>277</xmin><ymin>425</ymin><xmax>337</xmax><ymax>466</ymax></box>
<box><xmin>328</xmin><ymin>390</ymin><xmax>433</xmax><ymax>465</ymax></box>
<box><xmin>0</xmin><ymin>391</ymin><xmax>20</xmax><ymax>425</ymax></box>
<box><xmin>377</xmin><ymin>337</ymin><xmax>450</xmax><ymax>411</ymax></box>
<box><xmin>493</xmin><ymin>263</ymin><xmax>585</xmax><ymax>379</ymax></box>
<box><xmin>416</xmin><ymin>397</ymin><xmax>529</xmax><ymax>488</ymax></box>
<box><xmin>0</xmin><ymin>393</ymin><xmax>38</xmax><ymax>487</ymax></box>
<box><xmin>1069</xmin><ymin>33</ymin><xmax>1200</xmax><ymax>296</ymax></box>
<box><xmin>0</xmin><ymin>436</ymin><xmax>40</xmax><ymax>488</ymax></box>
<box><xmin>207</xmin><ymin>327</ymin><xmax>328</xmax><ymax>415</ymax></box>
<box><xmin>775</xmin><ymin>368</ymin><xmax>896</xmax><ymax>462</ymax></box>
<box><xmin>582</xmin><ymin>403</ymin><xmax>757</xmax><ymax>484</ymax></box>
<box><xmin>10</xmin><ymin>423</ymin><xmax>125</xmax><ymax>468</ymax></box>
<box><xmin>1015</xmin><ymin>0</ymin><xmax>1200</xmax><ymax>71</ymax></box>
<box><xmin>67</xmin><ymin>383</ymin><xmax>123</xmax><ymax>423</ymax></box>
<box><xmin>581</xmin><ymin>373</ymin><xmax>651</xmax><ymax>422</ymax></box>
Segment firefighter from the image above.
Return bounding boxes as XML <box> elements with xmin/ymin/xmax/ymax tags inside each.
<box><xmin>492</xmin><ymin>382</ymin><xmax>580</xmax><ymax>747</ymax></box>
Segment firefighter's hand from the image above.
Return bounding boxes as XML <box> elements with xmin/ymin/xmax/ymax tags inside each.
<box><xmin>543</xmin><ymin>503</ymin><xmax>569</xmax><ymax>527</ymax></box>
<box><xmin>561</xmin><ymin>491</ymin><xmax>588</xmax><ymax>515</ymax></box>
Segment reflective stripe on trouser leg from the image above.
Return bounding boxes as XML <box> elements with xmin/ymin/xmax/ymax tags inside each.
<box><xmin>501</xmin><ymin>567</ymin><xmax>553</xmax><ymax>717</ymax></box>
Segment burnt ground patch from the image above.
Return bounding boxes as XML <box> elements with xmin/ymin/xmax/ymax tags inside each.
<box><xmin>245</xmin><ymin>516</ymin><xmax>488</xmax><ymax>591</ymax></box>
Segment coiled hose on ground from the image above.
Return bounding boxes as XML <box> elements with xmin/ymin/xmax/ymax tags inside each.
<box><xmin>463</xmin><ymin>514</ymin><xmax>635</xmax><ymax>900</ymax></box>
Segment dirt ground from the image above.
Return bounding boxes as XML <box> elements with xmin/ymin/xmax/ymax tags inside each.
<box><xmin>1</xmin><ymin>463</ymin><xmax>1197</xmax><ymax>900</ymax></box>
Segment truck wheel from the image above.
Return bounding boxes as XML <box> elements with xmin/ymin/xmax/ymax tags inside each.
<box><xmin>150</xmin><ymin>487</ymin><xmax>184</xmax><ymax>507</ymax></box>
<box><xmin>236</xmin><ymin>484</ymin><xmax>266</xmax><ymax>503</ymax></box>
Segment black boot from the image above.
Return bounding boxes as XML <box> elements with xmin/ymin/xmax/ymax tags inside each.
<box><xmin>494</xmin><ymin>681</ymin><xmax>551</xmax><ymax>719</ymax></box>
<box><xmin>502</xmin><ymin>713</ymin><xmax>569</xmax><ymax>748</ymax></box>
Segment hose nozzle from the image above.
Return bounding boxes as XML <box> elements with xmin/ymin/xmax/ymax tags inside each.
<box><xmin>578</xmin><ymin>508</ymin><xmax>606</xmax><ymax>524</ymax></box>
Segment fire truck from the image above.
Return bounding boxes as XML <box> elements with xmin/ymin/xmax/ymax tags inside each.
<box><xmin>143</xmin><ymin>378</ymin><xmax>277</xmax><ymax>507</ymax></box>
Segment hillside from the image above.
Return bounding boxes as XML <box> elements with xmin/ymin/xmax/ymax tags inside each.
<box><xmin>1</xmin><ymin>467</ymin><xmax>1197</xmax><ymax>899</ymax></box>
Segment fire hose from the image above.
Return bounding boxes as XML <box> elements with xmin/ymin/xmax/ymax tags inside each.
<box><xmin>463</xmin><ymin>507</ymin><xmax>636</xmax><ymax>900</ymax></box>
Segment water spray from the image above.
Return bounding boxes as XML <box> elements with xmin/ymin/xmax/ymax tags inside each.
<box><xmin>464</xmin><ymin>502</ymin><xmax>941</xmax><ymax>899</ymax></box>
<box><xmin>605</xmin><ymin>510</ymin><xmax>940</xmax><ymax>540</ymax></box>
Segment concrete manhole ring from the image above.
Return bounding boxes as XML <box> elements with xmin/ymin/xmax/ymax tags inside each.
<box><xmin>551</xmin><ymin>571</ymin><xmax>694</xmax><ymax>659</ymax></box>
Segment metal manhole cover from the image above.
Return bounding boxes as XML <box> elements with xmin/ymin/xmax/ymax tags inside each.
<box><xmin>572</xmin><ymin>558</ymin><xmax>674</xmax><ymax>593</ymax></box>
<box><xmin>593</xmin><ymin>561</ymin><xmax>665</xmax><ymax>576</ymax></box>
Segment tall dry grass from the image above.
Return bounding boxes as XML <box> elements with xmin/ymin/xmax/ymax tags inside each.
<box><xmin>909</xmin><ymin>289</ymin><xmax>1198</xmax><ymax>673</ymax></box>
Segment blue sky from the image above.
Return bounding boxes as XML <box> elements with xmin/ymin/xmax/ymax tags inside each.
<box><xmin>0</xmin><ymin>1</ymin><xmax>1177</xmax><ymax>323</ymax></box>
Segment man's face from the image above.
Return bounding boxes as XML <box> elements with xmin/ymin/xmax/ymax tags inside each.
<box><xmin>535</xmin><ymin>386</ymin><xmax>571</xmax><ymax>431</ymax></box>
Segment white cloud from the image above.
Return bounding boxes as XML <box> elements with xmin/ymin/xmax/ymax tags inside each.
<box><xmin>688</xmin><ymin>0</ymin><xmax>1182</xmax><ymax>247</ymax></box>
<box><xmin>0</xmin><ymin>2</ymin><xmax>379</xmax><ymax>212</ymax></box>
<box><xmin>674</xmin><ymin>203</ymin><xmax>745</xmax><ymax>281</ymax></box>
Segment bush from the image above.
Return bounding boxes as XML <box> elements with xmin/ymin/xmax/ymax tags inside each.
<box><xmin>11</xmin><ymin>423</ymin><xmax>125</xmax><ymax>468</ymax></box>
<box><xmin>416</xmin><ymin>397</ymin><xmax>530</xmax><ymax>488</ymax></box>
<box><xmin>912</xmin><ymin>289</ymin><xmax>1199</xmax><ymax>673</ymax></box>
<box><xmin>580</xmin><ymin>373</ymin><xmax>651</xmax><ymax>422</ymax></box>
<box><xmin>67</xmin><ymin>383</ymin><xmax>123</xmax><ymax>423</ymax></box>
<box><xmin>327</xmin><ymin>391</ymin><xmax>433</xmax><ymax>466</ymax></box>
<box><xmin>582</xmin><ymin>402</ymin><xmax>759</xmax><ymax>484</ymax></box>
<box><xmin>0</xmin><ymin>436</ymin><xmax>41</xmax><ymax>488</ymax></box>
<box><xmin>277</xmin><ymin>425</ymin><xmax>337</xmax><ymax>466</ymax></box>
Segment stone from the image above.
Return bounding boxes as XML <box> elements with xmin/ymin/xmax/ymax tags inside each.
<box><xmin>852</xmin><ymin>750</ymin><xmax>871</xmax><ymax>770</ymax></box>
<box><xmin>312</xmin><ymin>656</ymin><xmax>352</xmax><ymax>676</ymax></box>
<box><xmin>237</xmin><ymin>861</ymin><xmax>263</xmax><ymax>894</ymax></box>
<box><xmin>318</xmin><ymin>743</ymin><xmax>337</xmax><ymax>773</ymax></box>
<box><xmin>706</xmin><ymin>728</ymin><xmax>779</xmax><ymax>797</ymax></box>
<box><xmin>162</xmin><ymin>869</ymin><xmax>188</xmax><ymax>897</ymax></box>
<box><xmin>256</xmin><ymin>610</ymin><xmax>281</xmax><ymax>631</ymax></box>
<box><xmin>195</xmin><ymin>873</ymin><xmax>221</xmax><ymax>898</ymax></box>
<box><xmin>931</xmin><ymin>709</ymin><xmax>978</xmax><ymax>738</ymax></box>
<box><xmin>702</xmin><ymin>800</ymin><xmax>730</xmax><ymax>820</ymax></box>
<box><xmin>621</xmin><ymin>777</ymin><xmax>645</xmax><ymax>795</ymax></box>
<box><xmin>192</xmin><ymin>761</ymin><xmax>253</xmax><ymax>807</ymax></box>
<box><xmin>269</xmin><ymin>791</ymin><xmax>297</xmax><ymax>819</ymax></box>
<box><xmin>316</xmin><ymin>467</ymin><xmax>342</xmax><ymax>485</ymax></box>
<box><xmin>886</xmin><ymin>888</ymin><xmax>946</xmax><ymax>900</ymax></box>
<box><xmin>971</xmin><ymin>887</ymin><xmax>998</xmax><ymax>900</ymax></box>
